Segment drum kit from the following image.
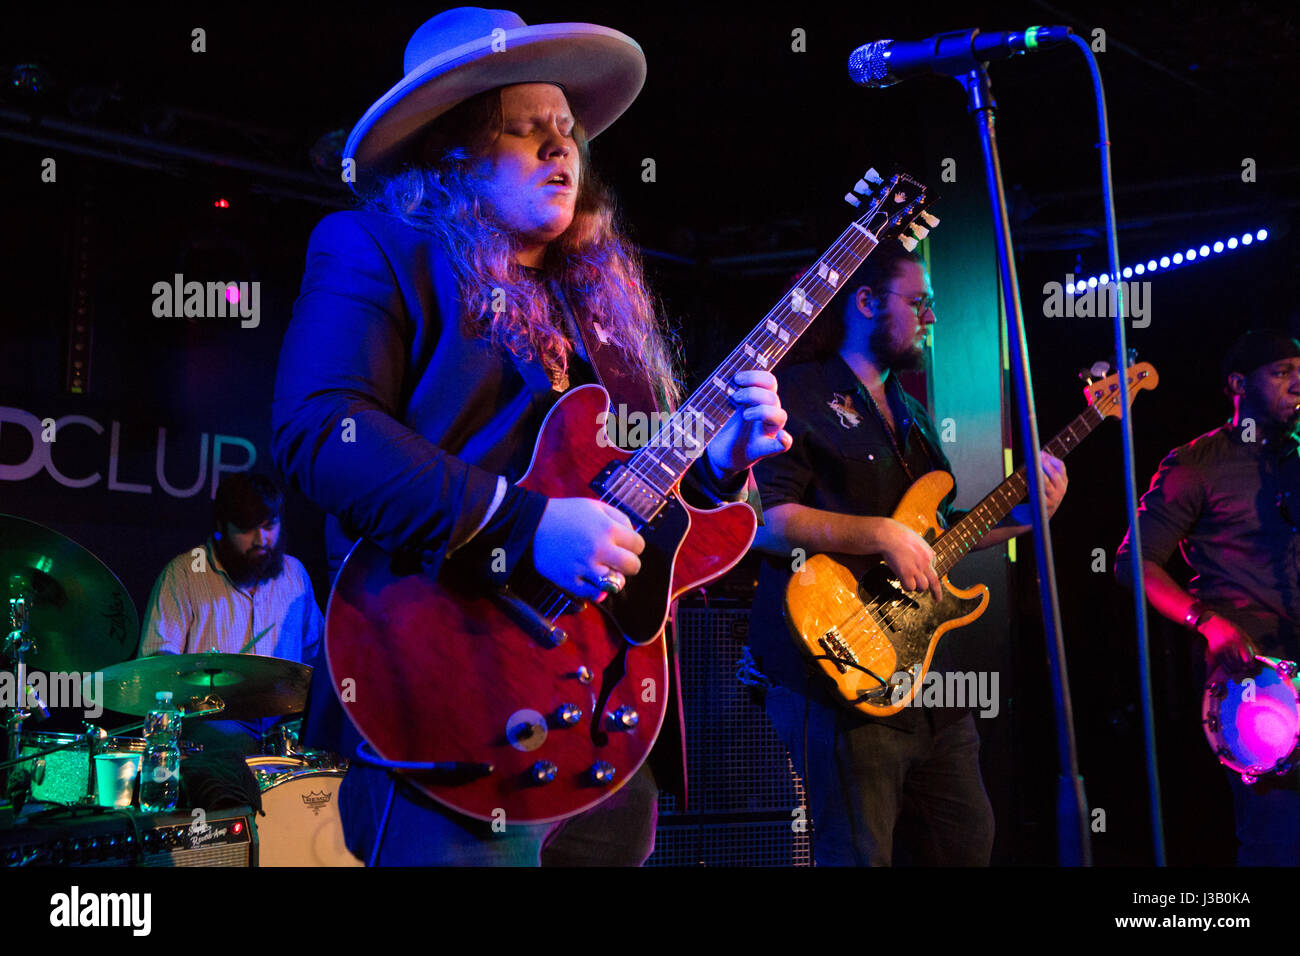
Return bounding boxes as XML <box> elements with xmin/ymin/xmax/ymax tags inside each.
<box><xmin>2</xmin><ymin>514</ymin><xmax>360</xmax><ymax>866</ymax></box>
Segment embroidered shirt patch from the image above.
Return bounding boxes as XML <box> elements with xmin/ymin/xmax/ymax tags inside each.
<box><xmin>828</xmin><ymin>392</ymin><xmax>862</xmax><ymax>429</ymax></box>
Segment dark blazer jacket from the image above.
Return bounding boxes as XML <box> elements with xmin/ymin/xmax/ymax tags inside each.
<box><xmin>272</xmin><ymin>209</ymin><xmax>751</xmax><ymax>805</ymax></box>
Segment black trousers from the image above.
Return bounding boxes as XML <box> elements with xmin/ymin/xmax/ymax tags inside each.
<box><xmin>766</xmin><ymin>686</ymin><xmax>994</xmax><ymax>866</ymax></box>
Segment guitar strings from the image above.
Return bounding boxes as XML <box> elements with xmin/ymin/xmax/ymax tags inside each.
<box><xmin>530</xmin><ymin>193</ymin><xmax>946</xmax><ymax>627</ymax></box>
<box><xmin>605</xmin><ymin>186</ymin><xmax>930</xmax><ymax>505</ymax></box>
<box><xmin>613</xmin><ymin>209</ymin><xmax>885</xmax><ymax>501</ymax></box>
<box><xmin>530</xmin><ymin>214</ymin><xmax>888</xmax><ymax>627</ymax></box>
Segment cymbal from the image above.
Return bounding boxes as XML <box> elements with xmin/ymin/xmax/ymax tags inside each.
<box><xmin>87</xmin><ymin>653</ymin><xmax>312</xmax><ymax>720</ymax></box>
<box><xmin>1</xmin><ymin>514</ymin><xmax>139</xmax><ymax>672</ymax></box>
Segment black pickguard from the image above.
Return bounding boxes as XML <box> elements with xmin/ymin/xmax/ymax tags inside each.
<box><xmin>599</xmin><ymin>494</ymin><xmax>690</xmax><ymax>646</ymax></box>
<box><xmin>853</xmin><ymin>561</ymin><xmax>984</xmax><ymax>676</ymax></box>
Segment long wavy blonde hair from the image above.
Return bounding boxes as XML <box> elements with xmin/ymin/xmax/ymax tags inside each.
<box><xmin>363</xmin><ymin>86</ymin><xmax>681</xmax><ymax>406</ymax></box>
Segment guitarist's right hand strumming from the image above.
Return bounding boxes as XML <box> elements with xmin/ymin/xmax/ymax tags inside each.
<box><xmin>758</xmin><ymin>506</ymin><xmax>943</xmax><ymax>602</ymax></box>
<box><xmin>872</xmin><ymin>517</ymin><xmax>943</xmax><ymax>601</ymax></box>
<box><xmin>533</xmin><ymin>497</ymin><xmax>646</xmax><ymax>604</ymax></box>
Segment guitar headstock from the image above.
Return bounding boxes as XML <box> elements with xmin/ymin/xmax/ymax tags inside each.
<box><xmin>845</xmin><ymin>168</ymin><xmax>938</xmax><ymax>250</ymax></box>
<box><xmin>1085</xmin><ymin>360</ymin><xmax>1160</xmax><ymax>418</ymax></box>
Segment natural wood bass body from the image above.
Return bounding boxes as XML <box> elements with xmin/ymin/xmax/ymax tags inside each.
<box><xmin>786</xmin><ymin>471</ymin><xmax>988</xmax><ymax>717</ymax></box>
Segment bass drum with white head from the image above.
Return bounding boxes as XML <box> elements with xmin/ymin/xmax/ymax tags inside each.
<box><xmin>246</xmin><ymin>755</ymin><xmax>362</xmax><ymax>867</ymax></box>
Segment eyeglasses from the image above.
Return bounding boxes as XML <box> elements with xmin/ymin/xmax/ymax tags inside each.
<box><xmin>882</xmin><ymin>290</ymin><xmax>936</xmax><ymax>316</ymax></box>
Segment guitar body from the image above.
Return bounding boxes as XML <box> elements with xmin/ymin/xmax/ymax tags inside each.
<box><xmin>325</xmin><ymin>385</ymin><xmax>757</xmax><ymax>824</ymax></box>
<box><xmin>785</xmin><ymin>471</ymin><xmax>990</xmax><ymax>716</ymax></box>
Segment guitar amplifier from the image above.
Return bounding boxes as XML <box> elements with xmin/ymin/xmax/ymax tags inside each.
<box><xmin>649</xmin><ymin>596</ymin><xmax>811</xmax><ymax>866</ymax></box>
<box><xmin>0</xmin><ymin>806</ymin><xmax>255</xmax><ymax>867</ymax></box>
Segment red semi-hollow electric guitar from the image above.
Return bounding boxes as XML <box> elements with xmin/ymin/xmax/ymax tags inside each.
<box><xmin>325</xmin><ymin>169</ymin><xmax>939</xmax><ymax>823</ymax></box>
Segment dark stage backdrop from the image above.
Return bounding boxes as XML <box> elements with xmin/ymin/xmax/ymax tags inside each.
<box><xmin>2</xmin><ymin>168</ymin><xmax>335</xmax><ymax>622</ymax></box>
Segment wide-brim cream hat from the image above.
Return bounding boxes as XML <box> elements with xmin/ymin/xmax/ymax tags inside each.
<box><xmin>343</xmin><ymin>6</ymin><xmax>646</xmax><ymax>192</ymax></box>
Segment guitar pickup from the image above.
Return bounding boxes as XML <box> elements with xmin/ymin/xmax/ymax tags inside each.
<box><xmin>591</xmin><ymin>461</ymin><xmax>665</xmax><ymax>526</ymax></box>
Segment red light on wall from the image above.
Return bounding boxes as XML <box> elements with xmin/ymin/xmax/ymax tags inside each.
<box><xmin>214</xmin><ymin>198</ymin><xmax>230</xmax><ymax>209</ymax></box>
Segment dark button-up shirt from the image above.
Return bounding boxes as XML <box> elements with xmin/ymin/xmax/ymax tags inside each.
<box><xmin>748</xmin><ymin>354</ymin><xmax>964</xmax><ymax>725</ymax></box>
<box><xmin>1116</xmin><ymin>422</ymin><xmax>1300</xmax><ymax>655</ymax></box>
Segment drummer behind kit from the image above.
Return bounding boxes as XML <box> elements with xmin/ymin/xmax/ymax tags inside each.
<box><xmin>1</xmin><ymin>514</ymin><xmax>359</xmax><ymax>866</ymax></box>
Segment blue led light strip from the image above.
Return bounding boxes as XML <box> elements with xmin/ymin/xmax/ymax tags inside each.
<box><xmin>1066</xmin><ymin>228</ymin><xmax>1270</xmax><ymax>294</ymax></box>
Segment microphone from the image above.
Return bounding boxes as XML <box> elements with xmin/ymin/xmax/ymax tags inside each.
<box><xmin>848</xmin><ymin>26</ymin><xmax>1072</xmax><ymax>88</ymax></box>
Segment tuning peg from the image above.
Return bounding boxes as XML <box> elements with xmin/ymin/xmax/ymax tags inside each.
<box><xmin>899</xmin><ymin>235</ymin><xmax>918</xmax><ymax>252</ymax></box>
<box><xmin>845</xmin><ymin>193</ymin><xmax>862</xmax><ymax>207</ymax></box>
<box><xmin>920</xmin><ymin>212</ymin><xmax>940</xmax><ymax>227</ymax></box>
<box><xmin>1090</xmin><ymin>360</ymin><xmax>1112</xmax><ymax>379</ymax></box>
<box><xmin>1077</xmin><ymin>367</ymin><xmax>1096</xmax><ymax>386</ymax></box>
<box><xmin>910</xmin><ymin>224</ymin><xmax>930</xmax><ymax>241</ymax></box>
<box><xmin>864</xmin><ymin>168</ymin><xmax>883</xmax><ymax>184</ymax></box>
<box><xmin>853</xmin><ymin>179</ymin><xmax>872</xmax><ymax>196</ymax></box>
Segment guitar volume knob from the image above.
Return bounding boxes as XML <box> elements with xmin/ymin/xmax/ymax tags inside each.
<box><xmin>529</xmin><ymin>761</ymin><xmax>558</xmax><ymax>784</ymax></box>
<box><xmin>588</xmin><ymin>762</ymin><xmax>616</xmax><ymax>785</ymax></box>
<box><xmin>608</xmin><ymin>706</ymin><xmax>639</xmax><ymax>730</ymax></box>
<box><xmin>554</xmin><ymin>703</ymin><xmax>582</xmax><ymax>726</ymax></box>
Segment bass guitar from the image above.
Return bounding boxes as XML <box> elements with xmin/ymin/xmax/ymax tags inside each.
<box><xmin>785</xmin><ymin>359</ymin><xmax>1158</xmax><ymax>716</ymax></box>
<box><xmin>326</xmin><ymin>169</ymin><xmax>938</xmax><ymax>822</ymax></box>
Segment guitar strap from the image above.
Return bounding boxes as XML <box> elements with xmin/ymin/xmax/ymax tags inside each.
<box><xmin>550</xmin><ymin>279</ymin><xmax>662</xmax><ymax>421</ymax></box>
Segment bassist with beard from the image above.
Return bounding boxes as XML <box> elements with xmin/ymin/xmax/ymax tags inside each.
<box><xmin>747</xmin><ymin>243</ymin><xmax>1067</xmax><ymax>865</ymax></box>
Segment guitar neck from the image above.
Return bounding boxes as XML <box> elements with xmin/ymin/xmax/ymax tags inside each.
<box><xmin>933</xmin><ymin>403</ymin><xmax>1106</xmax><ymax>576</ymax></box>
<box><xmin>627</xmin><ymin>224</ymin><xmax>878</xmax><ymax>494</ymax></box>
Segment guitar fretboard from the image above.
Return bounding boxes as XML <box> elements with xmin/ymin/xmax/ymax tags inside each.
<box><xmin>614</xmin><ymin>224</ymin><xmax>880</xmax><ymax>507</ymax></box>
<box><xmin>933</xmin><ymin>403</ymin><xmax>1107</xmax><ymax>576</ymax></box>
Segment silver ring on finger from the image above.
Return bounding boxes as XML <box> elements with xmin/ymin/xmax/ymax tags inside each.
<box><xmin>594</xmin><ymin>570</ymin><xmax>625</xmax><ymax>595</ymax></box>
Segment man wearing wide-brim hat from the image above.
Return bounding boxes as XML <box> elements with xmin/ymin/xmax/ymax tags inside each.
<box><xmin>273</xmin><ymin>7</ymin><xmax>791</xmax><ymax>865</ymax></box>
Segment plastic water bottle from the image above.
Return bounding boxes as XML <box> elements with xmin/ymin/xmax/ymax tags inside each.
<box><xmin>139</xmin><ymin>691</ymin><xmax>181</xmax><ymax>813</ymax></box>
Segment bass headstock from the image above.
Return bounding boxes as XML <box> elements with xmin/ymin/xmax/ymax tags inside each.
<box><xmin>1084</xmin><ymin>360</ymin><xmax>1159</xmax><ymax>418</ymax></box>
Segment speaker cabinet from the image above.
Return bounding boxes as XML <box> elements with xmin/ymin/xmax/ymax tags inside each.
<box><xmin>649</xmin><ymin>602</ymin><xmax>810</xmax><ymax>866</ymax></box>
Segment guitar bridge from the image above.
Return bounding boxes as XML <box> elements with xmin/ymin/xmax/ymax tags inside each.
<box><xmin>818</xmin><ymin>629</ymin><xmax>857</xmax><ymax>674</ymax></box>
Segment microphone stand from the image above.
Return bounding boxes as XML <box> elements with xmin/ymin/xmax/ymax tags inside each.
<box><xmin>956</xmin><ymin>64</ymin><xmax>1092</xmax><ymax>865</ymax></box>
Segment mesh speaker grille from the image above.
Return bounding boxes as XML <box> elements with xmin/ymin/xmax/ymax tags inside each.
<box><xmin>648</xmin><ymin>604</ymin><xmax>811</xmax><ymax>866</ymax></box>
